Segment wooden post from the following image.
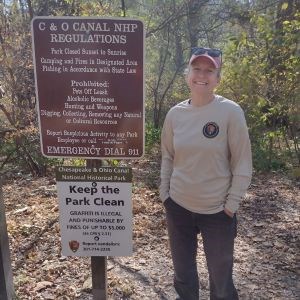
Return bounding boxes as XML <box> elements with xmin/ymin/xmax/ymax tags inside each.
<box><xmin>0</xmin><ymin>179</ymin><xmax>15</xmax><ymax>300</ymax></box>
<box><xmin>91</xmin><ymin>256</ymin><xmax>107</xmax><ymax>299</ymax></box>
<box><xmin>86</xmin><ymin>160</ymin><xmax>107</xmax><ymax>300</ymax></box>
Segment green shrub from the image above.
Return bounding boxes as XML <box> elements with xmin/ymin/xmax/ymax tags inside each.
<box><xmin>145</xmin><ymin>123</ymin><xmax>161</xmax><ymax>152</ymax></box>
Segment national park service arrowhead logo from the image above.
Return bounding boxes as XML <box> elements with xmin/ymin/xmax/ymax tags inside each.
<box><xmin>69</xmin><ymin>240</ymin><xmax>80</xmax><ymax>252</ymax></box>
<box><xmin>203</xmin><ymin>122</ymin><xmax>219</xmax><ymax>138</ymax></box>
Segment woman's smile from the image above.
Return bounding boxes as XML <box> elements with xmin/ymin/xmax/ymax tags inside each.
<box><xmin>194</xmin><ymin>80</ymin><xmax>208</xmax><ymax>85</ymax></box>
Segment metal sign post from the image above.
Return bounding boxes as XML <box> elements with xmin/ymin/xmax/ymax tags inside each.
<box><xmin>87</xmin><ymin>159</ymin><xmax>107</xmax><ymax>299</ymax></box>
<box><xmin>0</xmin><ymin>179</ymin><xmax>15</xmax><ymax>300</ymax></box>
<box><xmin>91</xmin><ymin>256</ymin><xmax>107</xmax><ymax>299</ymax></box>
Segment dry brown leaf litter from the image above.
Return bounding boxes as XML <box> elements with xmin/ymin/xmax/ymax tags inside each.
<box><xmin>2</xmin><ymin>160</ymin><xmax>299</xmax><ymax>299</ymax></box>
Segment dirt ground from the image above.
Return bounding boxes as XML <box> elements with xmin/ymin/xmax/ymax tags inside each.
<box><xmin>2</xmin><ymin>156</ymin><xmax>299</xmax><ymax>299</ymax></box>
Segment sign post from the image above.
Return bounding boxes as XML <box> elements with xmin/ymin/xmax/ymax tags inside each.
<box><xmin>32</xmin><ymin>17</ymin><xmax>144</xmax><ymax>300</ymax></box>
<box><xmin>0</xmin><ymin>180</ymin><xmax>15</xmax><ymax>300</ymax></box>
<box><xmin>91</xmin><ymin>256</ymin><xmax>107</xmax><ymax>299</ymax></box>
<box><xmin>87</xmin><ymin>159</ymin><xmax>107</xmax><ymax>299</ymax></box>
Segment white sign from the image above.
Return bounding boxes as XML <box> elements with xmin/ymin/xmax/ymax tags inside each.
<box><xmin>56</xmin><ymin>166</ymin><xmax>132</xmax><ymax>256</ymax></box>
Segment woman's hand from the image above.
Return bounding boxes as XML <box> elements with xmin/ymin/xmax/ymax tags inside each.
<box><xmin>224</xmin><ymin>207</ymin><xmax>234</xmax><ymax>218</ymax></box>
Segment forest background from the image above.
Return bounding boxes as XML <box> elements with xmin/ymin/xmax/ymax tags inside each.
<box><xmin>0</xmin><ymin>0</ymin><xmax>299</xmax><ymax>175</ymax></box>
<box><xmin>0</xmin><ymin>1</ymin><xmax>299</xmax><ymax>299</ymax></box>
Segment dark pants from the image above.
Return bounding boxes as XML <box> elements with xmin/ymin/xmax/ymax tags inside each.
<box><xmin>164</xmin><ymin>197</ymin><xmax>239</xmax><ymax>300</ymax></box>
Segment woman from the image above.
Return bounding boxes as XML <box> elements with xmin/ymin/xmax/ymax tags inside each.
<box><xmin>160</xmin><ymin>47</ymin><xmax>252</xmax><ymax>300</ymax></box>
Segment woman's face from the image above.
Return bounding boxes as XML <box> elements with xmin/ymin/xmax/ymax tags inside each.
<box><xmin>186</xmin><ymin>58</ymin><xmax>220</xmax><ymax>95</ymax></box>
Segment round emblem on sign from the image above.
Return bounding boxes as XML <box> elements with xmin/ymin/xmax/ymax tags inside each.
<box><xmin>203</xmin><ymin>122</ymin><xmax>219</xmax><ymax>138</ymax></box>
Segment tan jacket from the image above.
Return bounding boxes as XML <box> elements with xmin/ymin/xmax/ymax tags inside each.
<box><xmin>160</xmin><ymin>95</ymin><xmax>252</xmax><ymax>214</ymax></box>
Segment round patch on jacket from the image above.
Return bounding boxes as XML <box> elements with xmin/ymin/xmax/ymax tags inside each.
<box><xmin>203</xmin><ymin>122</ymin><xmax>219</xmax><ymax>138</ymax></box>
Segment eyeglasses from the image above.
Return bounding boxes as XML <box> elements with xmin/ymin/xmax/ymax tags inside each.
<box><xmin>191</xmin><ymin>47</ymin><xmax>222</xmax><ymax>58</ymax></box>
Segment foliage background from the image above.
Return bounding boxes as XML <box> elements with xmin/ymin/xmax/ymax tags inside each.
<box><xmin>0</xmin><ymin>0</ymin><xmax>299</xmax><ymax>175</ymax></box>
